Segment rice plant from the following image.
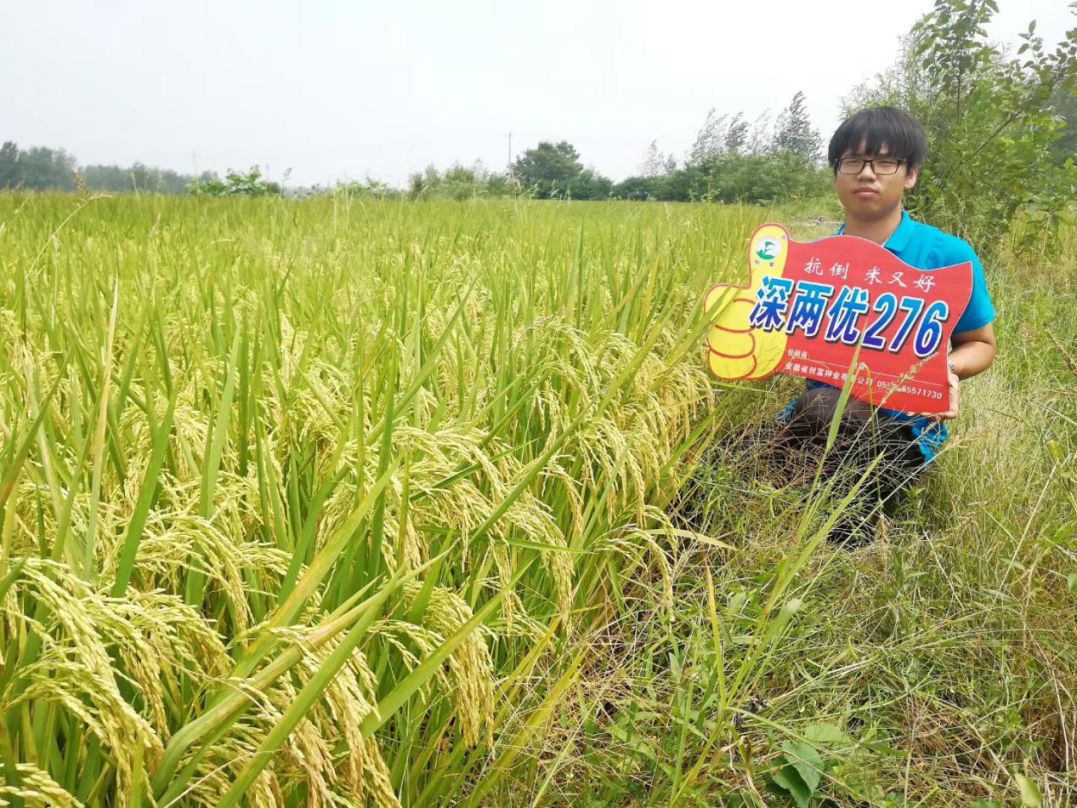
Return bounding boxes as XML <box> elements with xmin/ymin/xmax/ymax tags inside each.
<box><xmin>0</xmin><ymin>193</ymin><xmax>1072</xmax><ymax>807</ymax></box>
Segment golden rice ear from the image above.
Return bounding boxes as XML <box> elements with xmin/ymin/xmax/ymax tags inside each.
<box><xmin>2</xmin><ymin>193</ymin><xmax>728</xmax><ymax>806</ymax></box>
<box><xmin>5</xmin><ymin>558</ymin><xmax>217</xmax><ymax>804</ymax></box>
<box><xmin>0</xmin><ymin>762</ymin><xmax>80</xmax><ymax>807</ymax></box>
<box><xmin>402</xmin><ymin>582</ymin><xmax>496</xmax><ymax>748</ymax></box>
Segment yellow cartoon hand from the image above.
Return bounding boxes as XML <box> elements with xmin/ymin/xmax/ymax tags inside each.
<box><xmin>704</xmin><ymin>224</ymin><xmax>790</xmax><ymax>380</ymax></box>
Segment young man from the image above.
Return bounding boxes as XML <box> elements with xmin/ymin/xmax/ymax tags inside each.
<box><xmin>781</xmin><ymin>106</ymin><xmax>997</xmax><ymax>542</ymax></box>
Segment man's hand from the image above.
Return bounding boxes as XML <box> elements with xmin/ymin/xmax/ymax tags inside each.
<box><xmin>911</xmin><ymin>324</ymin><xmax>996</xmax><ymax>421</ymax></box>
<box><xmin>936</xmin><ymin>366</ymin><xmax>960</xmax><ymax>421</ymax></box>
<box><xmin>911</xmin><ymin>365</ymin><xmax>959</xmax><ymax>421</ymax></box>
<box><xmin>930</xmin><ymin>323</ymin><xmax>997</xmax><ymax>420</ymax></box>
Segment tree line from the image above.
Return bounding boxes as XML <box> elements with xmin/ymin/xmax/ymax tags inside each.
<box><xmin>0</xmin><ymin>144</ymin><xmax>294</xmax><ymax>197</ymax></box>
<box><xmin>391</xmin><ymin>90</ymin><xmax>826</xmax><ymax>204</ymax></box>
<box><xmin>0</xmin><ymin>142</ymin><xmax>216</xmax><ymax>195</ymax></box>
<box><xmin>2</xmin><ymin>0</ymin><xmax>1073</xmax><ymax>238</ymax></box>
<box><xmin>1</xmin><ymin>88</ymin><xmax>826</xmax><ymax>205</ymax></box>
<box><xmin>333</xmin><ymin>0</ymin><xmax>1077</xmax><ymax>259</ymax></box>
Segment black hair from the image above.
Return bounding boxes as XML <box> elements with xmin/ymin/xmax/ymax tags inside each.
<box><xmin>827</xmin><ymin>107</ymin><xmax>928</xmax><ymax>174</ymax></box>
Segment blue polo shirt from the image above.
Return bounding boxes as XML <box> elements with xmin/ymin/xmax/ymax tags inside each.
<box><xmin>784</xmin><ymin>210</ymin><xmax>996</xmax><ymax>461</ymax></box>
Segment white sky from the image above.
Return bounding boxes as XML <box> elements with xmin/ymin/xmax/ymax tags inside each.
<box><xmin>1</xmin><ymin>0</ymin><xmax>1071</xmax><ymax>188</ymax></box>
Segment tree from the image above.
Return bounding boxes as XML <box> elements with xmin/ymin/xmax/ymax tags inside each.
<box><xmin>845</xmin><ymin>0</ymin><xmax>1076</xmax><ymax>255</ymax></box>
<box><xmin>696</xmin><ymin>152</ymin><xmax>827</xmax><ymax>204</ymax></box>
<box><xmin>189</xmin><ymin>166</ymin><xmax>280</xmax><ymax>197</ymax></box>
<box><xmin>512</xmin><ymin>141</ymin><xmax>586</xmax><ymax>198</ymax></box>
<box><xmin>686</xmin><ymin>109</ymin><xmax>729</xmax><ymax>167</ymax></box>
<box><xmin>687</xmin><ymin>110</ymin><xmax>761</xmax><ymax>165</ymax></box>
<box><xmin>567</xmin><ymin>168</ymin><xmax>613</xmax><ymax>200</ymax></box>
<box><xmin>724</xmin><ymin>113</ymin><xmax>749</xmax><ymax>155</ymax></box>
<box><xmin>0</xmin><ymin>141</ymin><xmax>204</xmax><ymax>194</ymax></box>
<box><xmin>772</xmin><ymin>91</ymin><xmax>822</xmax><ymax>163</ymax></box>
<box><xmin>0</xmin><ymin>141</ymin><xmax>19</xmax><ymax>188</ymax></box>
<box><xmin>746</xmin><ymin>112</ymin><xmax>774</xmax><ymax>156</ymax></box>
<box><xmin>1048</xmin><ymin>81</ymin><xmax>1077</xmax><ymax>165</ymax></box>
<box><xmin>14</xmin><ymin>146</ymin><xmax>76</xmax><ymax>190</ymax></box>
<box><xmin>615</xmin><ymin>175</ymin><xmax>661</xmax><ymax>200</ymax></box>
<box><xmin>338</xmin><ymin>176</ymin><xmax>399</xmax><ymax>200</ymax></box>
<box><xmin>640</xmin><ymin>140</ymin><xmax>677</xmax><ymax>177</ymax></box>
<box><xmin>406</xmin><ymin>161</ymin><xmax>513</xmax><ymax>200</ymax></box>
<box><xmin>78</xmin><ymin>162</ymin><xmax>196</xmax><ymax>194</ymax></box>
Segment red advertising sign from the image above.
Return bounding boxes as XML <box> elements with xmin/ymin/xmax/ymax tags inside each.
<box><xmin>704</xmin><ymin>223</ymin><xmax>973</xmax><ymax>414</ymax></box>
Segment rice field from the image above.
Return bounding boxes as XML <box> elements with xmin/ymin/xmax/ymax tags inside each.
<box><xmin>0</xmin><ymin>193</ymin><xmax>1073</xmax><ymax>807</ymax></box>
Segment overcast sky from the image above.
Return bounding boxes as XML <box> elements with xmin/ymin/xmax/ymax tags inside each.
<box><xmin>2</xmin><ymin>0</ymin><xmax>1071</xmax><ymax>187</ymax></box>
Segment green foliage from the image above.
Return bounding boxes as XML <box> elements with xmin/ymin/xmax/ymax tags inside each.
<box><xmin>79</xmin><ymin>162</ymin><xmax>205</xmax><ymax>194</ymax></box>
<box><xmin>512</xmin><ymin>140</ymin><xmax>582</xmax><ymax>197</ymax></box>
<box><xmin>613</xmin><ymin>156</ymin><xmax>828</xmax><ymax>204</ymax></box>
<box><xmin>334</xmin><ymin>176</ymin><xmax>401</xmax><ymax>199</ymax></box>
<box><xmin>613</xmin><ymin>173</ymin><xmax>685</xmax><ymax>201</ymax></box>
<box><xmin>0</xmin><ymin>141</ymin><xmax>77</xmax><ymax>190</ymax></box>
<box><xmin>1048</xmin><ymin>80</ymin><xmax>1077</xmax><ymax>164</ymax></box>
<box><xmin>1015</xmin><ymin>773</ymin><xmax>1044</xmax><ymax>807</ymax></box>
<box><xmin>0</xmin><ymin>140</ymin><xmax>18</xmax><ymax>187</ymax></box>
<box><xmin>846</xmin><ymin>0</ymin><xmax>1076</xmax><ymax>257</ymax></box>
<box><xmin>189</xmin><ymin>166</ymin><xmax>281</xmax><ymax>197</ymax></box>
<box><xmin>406</xmin><ymin>162</ymin><xmax>512</xmax><ymax>200</ymax></box>
<box><xmin>766</xmin><ymin>725</ymin><xmax>852</xmax><ymax>806</ymax></box>
<box><xmin>773</xmin><ymin>91</ymin><xmax>823</xmax><ymax>163</ymax></box>
<box><xmin>0</xmin><ymin>141</ymin><xmax>206</xmax><ymax>194</ymax></box>
<box><xmin>567</xmin><ymin>168</ymin><xmax>613</xmax><ymax>200</ymax></box>
<box><xmin>696</xmin><ymin>153</ymin><xmax>829</xmax><ymax>204</ymax></box>
<box><xmin>614</xmin><ymin>94</ymin><xmax>828</xmax><ymax>204</ymax></box>
<box><xmin>512</xmin><ymin>140</ymin><xmax>613</xmax><ymax>199</ymax></box>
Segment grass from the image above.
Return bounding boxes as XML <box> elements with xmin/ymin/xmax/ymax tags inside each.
<box><xmin>0</xmin><ymin>192</ymin><xmax>1072</xmax><ymax>807</ymax></box>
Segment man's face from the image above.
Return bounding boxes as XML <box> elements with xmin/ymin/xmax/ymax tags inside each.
<box><xmin>833</xmin><ymin>141</ymin><xmax>918</xmax><ymax>221</ymax></box>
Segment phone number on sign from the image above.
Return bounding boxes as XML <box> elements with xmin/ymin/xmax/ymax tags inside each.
<box><xmin>874</xmin><ymin>379</ymin><xmax>944</xmax><ymax>400</ymax></box>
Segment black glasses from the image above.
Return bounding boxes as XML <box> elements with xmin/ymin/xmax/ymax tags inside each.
<box><xmin>837</xmin><ymin>157</ymin><xmax>906</xmax><ymax>175</ymax></box>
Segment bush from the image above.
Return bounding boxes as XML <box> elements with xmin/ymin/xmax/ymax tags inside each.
<box><xmin>189</xmin><ymin>166</ymin><xmax>281</xmax><ymax>197</ymax></box>
<box><xmin>845</xmin><ymin>0</ymin><xmax>1076</xmax><ymax>258</ymax></box>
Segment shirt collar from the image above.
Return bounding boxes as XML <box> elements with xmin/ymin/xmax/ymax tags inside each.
<box><xmin>884</xmin><ymin>210</ymin><xmax>914</xmax><ymax>253</ymax></box>
<box><xmin>835</xmin><ymin>210</ymin><xmax>914</xmax><ymax>253</ymax></box>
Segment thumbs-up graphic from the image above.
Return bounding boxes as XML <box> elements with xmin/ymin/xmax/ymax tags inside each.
<box><xmin>705</xmin><ymin>224</ymin><xmax>790</xmax><ymax>380</ymax></box>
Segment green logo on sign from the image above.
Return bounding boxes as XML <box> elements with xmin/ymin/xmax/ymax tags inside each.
<box><xmin>756</xmin><ymin>239</ymin><xmax>779</xmax><ymax>261</ymax></box>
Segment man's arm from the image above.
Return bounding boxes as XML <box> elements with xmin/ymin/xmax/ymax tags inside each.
<box><xmin>949</xmin><ymin>323</ymin><xmax>997</xmax><ymax>379</ymax></box>
<box><xmin>934</xmin><ymin>322</ymin><xmax>997</xmax><ymax>420</ymax></box>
